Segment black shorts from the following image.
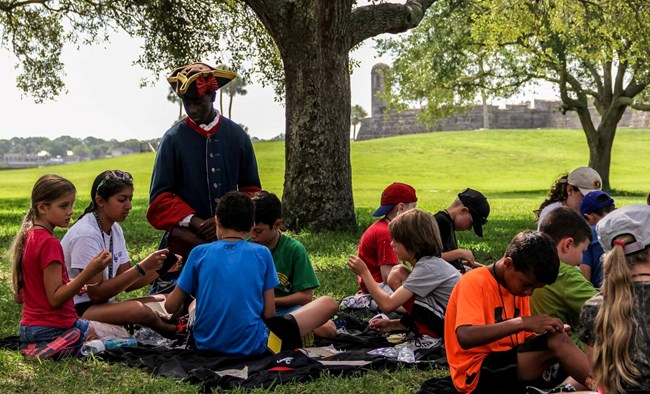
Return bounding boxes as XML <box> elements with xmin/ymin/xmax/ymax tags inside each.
<box><xmin>186</xmin><ymin>312</ymin><xmax>303</xmax><ymax>353</ymax></box>
<box><xmin>473</xmin><ymin>347</ymin><xmax>523</xmax><ymax>394</ymax></box>
<box><xmin>75</xmin><ymin>301</ymin><xmax>94</xmax><ymax>317</ymax></box>
<box><xmin>473</xmin><ymin>335</ymin><xmax>554</xmax><ymax>394</ymax></box>
<box><xmin>264</xmin><ymin>314</ymin><xmax>302</xmax><ymax>352</ymax></box>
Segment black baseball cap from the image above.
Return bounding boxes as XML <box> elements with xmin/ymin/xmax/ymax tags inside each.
<box><xmin>458</xmin><ymin>188</ymin><xmax>490</xmax><ymax>237</ymax></box>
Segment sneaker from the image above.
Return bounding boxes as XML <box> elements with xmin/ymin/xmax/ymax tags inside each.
<box><xmin>21</xmin><ymin>328</ymin><xmax>81</xmax><ymax>361</ymax></box>
<box><xmin>369</xmin><ymin>313</ymin><xmax>389</xmax><ymax>322</ymax></box>
<box><xmin>395</xmin><ymin>334</ymin><xmax>442</xmax><ymax>350</ymax></box>
<box><xmin>548</xmin><ymin>384</ymin><xmax>576</xmax><ymax>393</ymax></box>
<box><xmin>525</xmin><ymin>383</ymin><xmax>577</xmax><ymax>394</ymax></box>
<box><xmin>340</xmin><ymin>294</ymin><xmax>372</xmax><ymax>309</ymax></box>
<box><xmin>176</xmin><ymin>314</ymin><xmax>189</xmax><ymax>335</ymax></box>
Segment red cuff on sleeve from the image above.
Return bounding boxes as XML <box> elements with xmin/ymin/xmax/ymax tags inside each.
<box><xmin>147</xmin><ymin>192</ymin><xmax>196</xmax><ymax>232</ymax></box>
<box><xmin>239</xmin><ymin>185</ymin><xmax>262</xmax><ymax>197</ymax></box>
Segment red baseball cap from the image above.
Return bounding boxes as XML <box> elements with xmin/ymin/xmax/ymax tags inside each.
<box><xmin>372</xmin><ymin>182</ymin><xmax>418</xmax><ymax>217</ymax></box>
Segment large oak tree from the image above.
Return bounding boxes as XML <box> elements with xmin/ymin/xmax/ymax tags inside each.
<box><xmin>1</xmin><ymin>0</ymin><xmax>436</xmax><ymax>230</ymax></box>
<box><xmin>380</xmin><ymin>0</ymin><xmax>650</xmax><ymax>190</ymax></box>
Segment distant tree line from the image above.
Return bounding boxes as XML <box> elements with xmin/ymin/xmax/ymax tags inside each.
<box><xmin>0</xmin><ymin>136</ymin><xmax>161</xmax><ymax>160</ymax></box>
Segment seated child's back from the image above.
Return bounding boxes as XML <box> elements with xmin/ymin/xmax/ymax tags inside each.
<box><xmin>530</xmin><ymin>207</ymin><xmax>596</xmax><ymax>348</ymax></box>
<box><xmin>179</xmin><ymin>238</ymin><xmax>277</xmax><ymax>354</ymax></box>
<box><xmin>172</xmin><ymin>192</ymin><xmax>278</xmax><ymax>355</ymax></box>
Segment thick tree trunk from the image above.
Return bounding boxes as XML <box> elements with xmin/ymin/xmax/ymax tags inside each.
<box><xmin>576</xmin><ymin>105</ymin><xmax>626</xmax><ymax>191</ymax></box>
<box><xmin>275</xmin><ymin>2</ymin><xmax>356</xmax><ymax>231</ymax></box>
<box><xmin>588</xmin><ymin>133</ymin><xmax>613</xmax><ymax>191</ymax></box>
<box><xmin>246</xmin><ymin>0</ymin><xmax>435</xmax><ymax>231</ymax></box>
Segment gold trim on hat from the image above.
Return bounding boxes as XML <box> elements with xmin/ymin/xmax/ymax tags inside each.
<box><xmin>168</xmin><ymin>63</ymin><xmax>238</xmax><ymax>95</ymax></box>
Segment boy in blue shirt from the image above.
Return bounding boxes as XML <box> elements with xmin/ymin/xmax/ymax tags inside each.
<box><xmin>165</xmin><ymin>192</ymin><xmax>336</xmax><ymax>355</ymax></box>
<box><xmin>579</xmin><ymin>190</ymin><xmax>615</xmax><ymax>288</ymax></box>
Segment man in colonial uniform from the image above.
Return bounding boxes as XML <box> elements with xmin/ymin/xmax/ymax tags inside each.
<box><xmin>147</xmin><ymin>63</ymin><xmax>261</xmax><ymax>289</ymax></box>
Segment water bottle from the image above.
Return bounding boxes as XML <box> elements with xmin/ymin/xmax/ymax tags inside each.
<box><xmin>103</xmin><ymin>338</ymin><xmax>138</xmax><ymax>350</ymax></box>
<box><xmin>397</xmin><ymin>346</ymin><xmax>416</xmax><ymax>363</ymax></box>
<box><xmin>80</xmin><ymin>339</ymin><xmax>105</xmax><ymax>356</ymax></box>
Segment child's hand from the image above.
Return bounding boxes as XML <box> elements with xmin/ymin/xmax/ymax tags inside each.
<box><xmin>139</xmin><ymin>248</ymin><xmax>168</xmax><ymax>273</ymax></box>
<box><xmin>465</xmin><ymin>260</ymin><xmax>484</xmax><ymax>269</ymax></box>
<box><xmin>198</xmin><ymin>218</ymin><xmax>217</xmax><ymax>242</ymax></box>
<box><xmin>77</xmin><ymin>285</ymin><xmax>89</xmax><ymax>296</ymax></box>
<box><xmin>521</xmin><ymin>315</ymin><xmax>567</xmax><ymax>335</ymax></box>
<box><xmin>348</xmin><ymin>255</ymin><xmax>369</xmax><ymax>275</ymax></box>
<box><xmin>459</xmin><ymin>249</ymin><xmax>476</xmax><ymax>264</ymax></box>
<box><xmin>369</xmin><ymin>318</ymin><xmax>405</xmax><ymax>334</ymax></box>
<box><xmin>87</xmin><ymin>250</ymin><xmax>112</xmax><ymax>275</ymax></box>
<box><xmin>167</xmin><ymin>254</ymin><xmax>183</xmax><ymax>273</ymax></box>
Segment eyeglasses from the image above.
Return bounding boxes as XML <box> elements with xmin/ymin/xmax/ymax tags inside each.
<box><xmin>97</xmin><ymin>170</ymin><xmax>133</xmax><ymax>192</ymax></box>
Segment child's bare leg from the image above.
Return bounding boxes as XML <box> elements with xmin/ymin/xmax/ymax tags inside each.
<box><xmin>517</xmin><ymin>332</ymin><xmax>591</xmax><ymax>386</ymax></box>
<box><xmin>122</xmin><ymin>294</ymin><xmax>167</xmax><ymax>303</ymax></box>
<box><xmin>387</xmin><ymin>265</ymin><xmax>410</xmax><ymax>291</ymax></box>
<box><xmin>313</xmin><ymin>320</ymin><xmax>337</xmax><ymax>338</ymax></box>
<box><xmin>289</xmin><ymin>296</ymin><xmax>338</xmax><ymax>337</ymax></box>
<box><xmin>82</xmin><ymin>300</ymin><xmax>177</xmax><ymax>336</ymax></box>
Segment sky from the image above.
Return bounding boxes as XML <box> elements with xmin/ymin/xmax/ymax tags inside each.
<box><xmin>0</xmin><ymin>29</ymin><xmax>559</xmax><ymax>142</ymax></box>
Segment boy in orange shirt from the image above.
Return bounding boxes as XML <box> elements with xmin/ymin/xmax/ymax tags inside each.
<box><xmin>444</xmin><ymin>231</ymin><xmax>593</xmax><ymax>393</ymax></box>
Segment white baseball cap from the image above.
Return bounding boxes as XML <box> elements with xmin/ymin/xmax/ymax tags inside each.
<box><xmin>597</xmin><ymin>204</ymin><xmax>650</xmax><ymax>254</ymax></box>
<box><xmin>567</xmin><ymin>167</ymin><xmax>602</xmax><ymax>195</ymax></box>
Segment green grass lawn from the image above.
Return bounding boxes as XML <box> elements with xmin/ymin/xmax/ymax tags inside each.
<box><xmin>1</xmin><ymin>128</ymin><xmax>649</xmax><ymax>392</ymax></box>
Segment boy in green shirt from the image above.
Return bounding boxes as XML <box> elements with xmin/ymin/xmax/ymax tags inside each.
<box><xmin>250</xmin><ymin>191</ymin><xmax>336</xmax><ymax>338</ymax></box>
<box><xmin>530</xmin><ymin>207</ymin><xmax>596</xmax><ymax>348</ymax></box>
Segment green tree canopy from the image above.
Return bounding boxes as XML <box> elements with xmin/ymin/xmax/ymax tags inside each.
<box><xmin>380</xmin><ymin>0</ymin><xmax>650</xmax><ymax>189</ymax></box>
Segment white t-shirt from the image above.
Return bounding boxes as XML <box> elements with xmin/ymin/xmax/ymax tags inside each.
<box><xmin>61</xmin><ymin>212</ymin><xmax>130</xmax><ymax>304</ymax></box>
<box><xmin>536</xmin><ymin>201</ymin><xmax>563</xmax><ymax>231</ymax></box>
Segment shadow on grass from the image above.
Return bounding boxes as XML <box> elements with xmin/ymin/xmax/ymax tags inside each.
<box><xmin>607</xmin><ymin>189</ymin><xmax>650</xmax><ymax>198</ymax></box>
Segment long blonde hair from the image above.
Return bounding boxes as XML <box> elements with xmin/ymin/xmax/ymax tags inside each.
<box><xmin>591</xmin><ymin>234</ymin><xmax>648</xmax><ymax>393</ymax></box>
<box><xmin>10</xmin><ymin>174</ymin><xmax>75</xmax><ymax>295</ymax></box>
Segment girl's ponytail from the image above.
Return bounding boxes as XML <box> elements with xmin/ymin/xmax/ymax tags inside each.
<box><xmin>592</xmin><ymin>236</ymin><xmax>642</xmax><ymax>393</ymax></box>
<box><xmin>10</xmin><ymin>207</ymin><xmax>35</xmax><ymax>294</ymax></box>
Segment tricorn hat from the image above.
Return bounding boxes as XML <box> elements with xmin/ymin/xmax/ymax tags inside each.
<box><xmin>168</xmin><ymin>62</ymin><xmax>237</xmax><ymax>98</ymax></box>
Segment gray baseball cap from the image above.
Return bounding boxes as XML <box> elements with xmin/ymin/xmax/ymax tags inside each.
<box><xmin>567</xmin><ymin>166</ymin><xmax>602</xmax><ymax>195</ymax></box>
<box><xmin>597</xmin><ymin>204</ymin><xmax>650</xmax><ymax>254</ymax></box>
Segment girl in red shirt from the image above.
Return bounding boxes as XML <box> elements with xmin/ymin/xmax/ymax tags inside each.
<box><xmin>11</xmin><ymin>174</ymin><xmax>111</xmax><ymax>360</ymax></box>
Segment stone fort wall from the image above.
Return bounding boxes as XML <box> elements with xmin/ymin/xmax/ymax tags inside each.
<box><xmin>356</xmin><ymin>63</ymin><xmax>650</xmax><ymax>140</ymax></box>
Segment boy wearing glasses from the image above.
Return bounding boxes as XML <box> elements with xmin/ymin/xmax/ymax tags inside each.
<box><xmin>434</xmin><ymin>188</ymin><xmax>490</xmax><ymax>273</ymax></box>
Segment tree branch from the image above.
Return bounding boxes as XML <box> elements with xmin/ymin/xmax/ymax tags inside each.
<box><xmin>623</xmin><ymin>78</ymin><xmax>647</xmax><ymax>98</ymax></box>
<box><xmin>350</xmin><ymin>0</ymin><xmax>436</xmax><ymax>48</ymax></box>
<box><xmin>630</xmin><ymin>102</ymin><xmax>650</xmax><ymax>111</ymax></box>
<box><xmin>558</xmin><ymin>64</ymin><xmax>587</xmax><ymax>111</ymax></box>
<box><xmin>602</xmin><ymin>61</ymin><xmax>612</xmax><ymax>102</ymax></box>
<box><xmin>613</xmin><ymin>60</ymin><xmax>628</xmax><ymax>96</ymax></box>
<box><xmin>583</xmin><ymin>60</ymin><xmax>603</xmax><ymax>102</ymax></box>
<box><xmin>0</xmin><ymin>0</ymin><xmax>45</xmax><ymax>12</ymax></box>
